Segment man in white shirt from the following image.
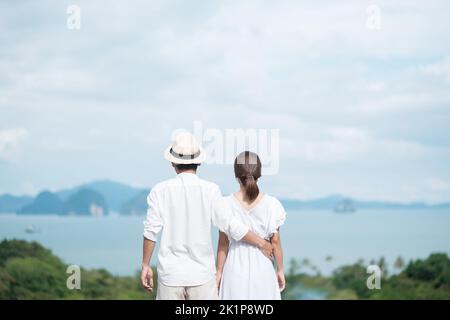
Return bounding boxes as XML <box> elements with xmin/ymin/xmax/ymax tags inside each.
<box><xmin>141</xmin><ymin>132</ymin><xmax>273</xmax><ymax>300</ymax></box>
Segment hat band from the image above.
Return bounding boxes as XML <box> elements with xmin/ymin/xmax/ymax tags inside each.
<box><xmin>170</xmin><ymin>148</ymin><xmax>201</xmax><ymax>160</ymax></box>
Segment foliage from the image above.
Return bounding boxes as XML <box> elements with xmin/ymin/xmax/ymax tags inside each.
<box><xmin>1</xmin><ymin>239</ymin><xmax>450</xmax><ymax>300</ymax></box>
<box><xmin>404</xmin><ymin>253</ymin><xmax>450</xmax><ymax>288</ymax></box>
<box><xmin>0</xmin><ymin>239</ymin><xmax>154</xmax><ymax>300</ymax></box>
<box><xmin>283</xmin><ymin>255</ymin><xmax>450</xmax><ymax>300</ymax></box>
<box><xmin>333</xmin><ymin>262</ymin><xmax>372</xmax><ymax>298</ymax></box>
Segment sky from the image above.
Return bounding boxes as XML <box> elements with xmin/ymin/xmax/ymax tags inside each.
<box><xmin>1</xmin><ymin>0</ymin><xmax>450</xmax><ymax>203</ymax></box>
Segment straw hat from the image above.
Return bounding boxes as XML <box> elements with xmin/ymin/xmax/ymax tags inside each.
<box><xmin>164</xmin><ymin>132</ymin><xmax>206</xmax><ymax>164</ymax></box>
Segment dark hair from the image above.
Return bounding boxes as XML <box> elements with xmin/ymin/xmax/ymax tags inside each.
<box><xmin>234</xmin><ymin>151</ymin><xmax>261</xmax><ymax>201</ymax></box>
<box><xmin>175</xmin><ymin>163</ymin><xmax>200</xmax><ymax>172</ymax></box>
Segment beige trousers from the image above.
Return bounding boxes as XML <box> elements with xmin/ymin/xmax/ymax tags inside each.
<box><xmin>156</xmin><ymin>278</ymin><xmax>218</xmax><ymax>300</ymax></box>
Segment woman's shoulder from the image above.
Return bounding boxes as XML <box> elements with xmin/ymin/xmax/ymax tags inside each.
<box><xmin>223</xmin><ymin>194</ymin><xmax>237</xmax><ymax>207</ymax></box>
<box><xmin>263</xmin><ymin>195</ymin><xmax>287</xmax><ymax>232</ymax></box>
<box><xmin>224</xmin><ymin>194</ymin><xmax>234</xmax><ymax>201</ymax></box>
<box><xmin>263</xmin><ymin>195</ymin><xmax>287</xmax><ymax>217</ymax></box>
<box><xmin>263</xmin><ymin>194</ymin><xmax>284</xmax><ymax>208</ymax></box>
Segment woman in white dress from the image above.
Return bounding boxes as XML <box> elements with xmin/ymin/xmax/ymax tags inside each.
<box><xmin>216</xmin><ymin>151</ymin><xmax>286</xmax><ymax>300</ymax></box>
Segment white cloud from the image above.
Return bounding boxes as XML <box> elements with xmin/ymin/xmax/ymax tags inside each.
<box><xmin>358</xmin><ymin>92</ymin><xmax>450</xmax><ymax>115</ymax></box>
<box><xmin>1</xmin><ymin>0</ymin><xmax>450</xmax><ymax>202</ymax></box>
<box><xmin>421</xmin><ymin>55</ymin><xmax>450</xmax><ymax>85</ymax></box>
<box><xmin>425</xmin><ymin>178</ymin><xmax>450</xmax><ymax>192</ymax></box>
<box><xmin>398</xmin><ymin>178</ymin><xmax>450</xmax><ymax>204</ymax></box>
<box><xmin>0</xmin><ymin>128</ymin><xmax>28</xmax><ymax>161</ymax></box>
<box><xmin>281</xmin><ymin>123</ymin><xmax>428</xmax><ymax>164</ymax></box>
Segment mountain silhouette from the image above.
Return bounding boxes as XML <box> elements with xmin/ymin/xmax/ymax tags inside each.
<box><xmin>18</xmin><ymin>191</ymin><xmax>64</xmax><ymax>215</ymax></box>
<box><xmin>63</xmin><ymin>188</ymin><xmax>109</xmax><ymax>216</ymax></box>
<box><xmin>57</xmin><ymin>180</ymin><xmax>140</xmax><ymax>211</ymax></box>
<box><xmin>2</xmin><ymin>180</ymin><xmax>450</xmax><ymax>216</ymax></box>
<box><xmin>0</xmin><ymin>194</ymin><xmax>33</xmax><ymax>213</ymax></box>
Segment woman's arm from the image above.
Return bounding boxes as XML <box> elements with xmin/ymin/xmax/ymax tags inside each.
<box><xmin>216</xmin><ymin>231</ymin><xmax>230</xmax><ymax>287</ymax></box>
<box><xmin>271</xmin><ymin>229</ymin><xmax>285</xmax><ymax>291</ymax></box>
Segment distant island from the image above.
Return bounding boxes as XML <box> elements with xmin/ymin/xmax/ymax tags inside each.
<box><xmin>17</xmin><ymin>188</ymin><xmax>109</xmax><ymax>216</ymax></box>
<box><xmin>281</xmin><ymin>194</ymin><xmax>450</xmax><ymax>211</ymax></box>
<box><xmin>0</xmin><ymin>180</ymin><xmax>449</xmax><ymax>216</ymax></box>
<box><xmin>0</xmin><ymin>180</ymin><xmax>138</xmax><ymax>216</ymax></box>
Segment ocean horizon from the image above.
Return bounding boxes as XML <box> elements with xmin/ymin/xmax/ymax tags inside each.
<box><xmin>1</xmin><ymin>208</ymin><xmax>449</xmax><ymax>276</ymax></box>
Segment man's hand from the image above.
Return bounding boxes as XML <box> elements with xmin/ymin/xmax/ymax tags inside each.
<box><xmin>277</xmin><ymin>270</ymin><xmax>285</xmax><ymax>292</ymax></box>
<box><xmin>241</xmin><ymin>231</ymin><xmax>273</xmax><ymax>259</ymax></box>
<box><xmin>258</xmin><ymin>240</ymin><xmax>274</xmax><ymax>260</ymax></box>
<box><xmin>141</xmin><ymin>264</ymin><xmax>154</xmax><ymax>293</ymax></box>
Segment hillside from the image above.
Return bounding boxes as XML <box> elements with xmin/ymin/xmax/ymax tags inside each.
<box><xmin>1</xmin><ymin>239</ymin><xmax>449</xmax><ymax>300</ymax></box>
<box><xmin>57</xmin><ymin>180</ymin><xmax>141</xmax><ymax>211</ymax></box>
<box><xmin>18</xmin><ymin>191</ymin><xmax>64</xmax><ymax>215</ymax></box>
<box><xmin>63</xmin><ymin>188</ymin><xmax>109</xmax><ymax>216</ymax></box>
<box><xmin>0</xmin><ymin>194</ymin><xmax>32</xmax><ymax>213</ymax></box>
<box><xmin>285</xmin><ymin>253</ymin><xmax>450</xmax><ymax>300</ymax></box>
<box><xmin>120</xmin><ymin>190</ymin><xmax>148</xmax><ymax>215</ymax></box>
<box><xmin>0</xmin><ymin>239</ymin><xmax>153</xmax><ymax>300</ymax></box>
<box><xmin>15</xmin><ymin>189</ymin><xmax>109</xmax><ymax>216</ymax></box>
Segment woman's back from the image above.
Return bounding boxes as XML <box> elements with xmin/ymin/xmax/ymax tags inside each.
<box><xmin>218</xmin><ymin>194</ymin><xmax>286</xmax><ymax>300</ymax></box>
<box><xmin>226</xmin><ymin>194</ymin><xmax>286</xmax><ymax>242</ymax></box>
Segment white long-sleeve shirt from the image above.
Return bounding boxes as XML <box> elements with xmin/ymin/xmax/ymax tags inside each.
<box><xmin>143</xmin><ymin>172</ymin><xmax>249</xmax><ymax>286</ymax></box>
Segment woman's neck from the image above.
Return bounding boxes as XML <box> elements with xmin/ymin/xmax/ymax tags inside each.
<box><xmin>236</xmin><ymin>187</ymin><xmax>246</xmax><ymax>199</ymax></box>
<box><xmin>236</xmin><ymin>187</ymin><xmax>259</xmax><ymax>205</ymax></box>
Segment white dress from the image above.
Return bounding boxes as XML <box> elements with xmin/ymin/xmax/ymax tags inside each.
<box><xmin>219</xmin><ymin>194</ymin><xmax>287</xmax><ymax>300</ymax></box>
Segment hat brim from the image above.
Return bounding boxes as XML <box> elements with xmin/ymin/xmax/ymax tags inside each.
<box><xmin>164</xmin><ymin>145</ymin><xmax>206</xmax><ymax>164</ymax></box>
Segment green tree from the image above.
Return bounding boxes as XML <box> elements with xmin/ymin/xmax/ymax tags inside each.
<box><xmin>288</xmin><ymin>258</ymin><xmax>300</xmax><ymax>276</ymax></box>
<box><xmin>377</xmin><ymin>256</ymin><xmax>388</xmax><ymax>277</ymax></box>
<box><xmin>404</xmin><ymin>253</ymin><xmax>450</xmax><ymax>288</ymax></box>
<box><xmin>0</xmin><ymin>239</ymin><xmax>153</xmax><ymax>300</ymax></box>
<box><xmin>4</xmin><ymin>257</ymin><xmax>67</xmax><ymax>299</ymax></box>
<box><xmin>394</xmin><ymin>256</ymin><xmax>405</xmax><ymax>271</ymax></box>
<box><xmin>333</xmin><ymin>262</ymin><xmax>372</xmax><ymax>299</ymax></box>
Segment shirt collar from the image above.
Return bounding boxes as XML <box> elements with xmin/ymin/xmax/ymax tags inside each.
<box><xmin>177</xmin><ymin>172</ymin><xmax>198</xmax><ymax>178</ymax></box>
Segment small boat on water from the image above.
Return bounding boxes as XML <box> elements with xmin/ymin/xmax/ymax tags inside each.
<box><xmin>334</xmin><ymin>198</ymin><xmax>356</xmax><ymax>213</ymax></box>
<box><xmin>25</xmin><ymin>224</ymin><xmax>40</xmax><ymax>234</ymax></box>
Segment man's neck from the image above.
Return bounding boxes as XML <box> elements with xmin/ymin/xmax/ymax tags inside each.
<box><xmin>177</xmin><ymin>169</ymin><xmax>197</xmax><ymax>175</ymax></box>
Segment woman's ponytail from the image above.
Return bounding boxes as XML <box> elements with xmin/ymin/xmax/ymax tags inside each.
<box><xmin>234</xmin><ymin>152</ymin><xmax>262</xmax><ymax>202</ymax></box>
<box><xmin>241</xmin><ymin>174</ymin><xmax>259</xmax><ymax>201</ymax></box>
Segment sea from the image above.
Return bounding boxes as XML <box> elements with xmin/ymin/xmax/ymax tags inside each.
<box><xmin>1</xmin><ymin>209</ymin><xmax>449</xmax><ymax>276</ymax></box>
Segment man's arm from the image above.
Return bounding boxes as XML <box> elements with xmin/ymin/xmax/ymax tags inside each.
<box><xmin>216</xmin><ymin>231</ymin><xmax>229</xmax><ymax>287</ymax></box>
<box><xmin>241</xmin><ymin>230</ymin><xmax>273</xmax><ymax>259</ymax></box>
<box><xmin>141</xmin><ymin>237</ymin><xmax>156</xmax><ymax>292</ymax></box>
<box><xmin>211</xmin><ymin>186</ymin><xmax>273</xmax><ymax>259</ymax></box>
<box><xmin>141</xmin><ymin>188</ymin><xmax>164</xmax><ymax>293</ymax></box>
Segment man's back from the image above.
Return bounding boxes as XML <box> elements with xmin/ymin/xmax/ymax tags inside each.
<box><xmin>144</xmin><ymin>172</ymin><xmax>222</xmax><ymax>286</ymax></box>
